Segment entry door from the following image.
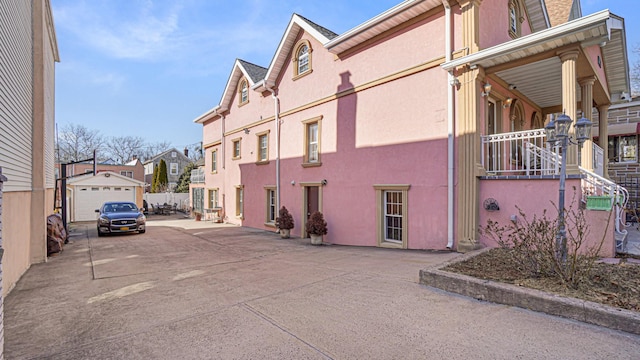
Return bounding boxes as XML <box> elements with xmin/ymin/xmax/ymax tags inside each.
<box><xmin>304</xmin><ymin>186</ymin><xmax>320</xmax><ymax>237</ymax></box>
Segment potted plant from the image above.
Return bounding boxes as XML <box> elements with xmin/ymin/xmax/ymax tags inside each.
<box><xmin>275</xmin><ymin>206</ymin><xmax>294</xmax><ymax>238</ymax></box>
<box><xmin>305</xmin><ymin>211</ymin><xmax>327</xmax><ymax>245</ymax></box>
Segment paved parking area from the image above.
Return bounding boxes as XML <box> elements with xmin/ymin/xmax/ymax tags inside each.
<box><xmin>5</xmin><ymin>217</ymin><xmax>640</xmax><ymax>359</ymax></box>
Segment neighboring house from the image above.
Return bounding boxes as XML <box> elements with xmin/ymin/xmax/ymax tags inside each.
<box><xmin>56</xmin><ymin>157</ymin><xmax>145</xmax><ymax>183</ymax></box>
<box><xmin>66</xmin><ymin>171</ymin><xmax>145</xmax><ymax>222</ymax></box>
<box><xmin>143</xmin><ymin>148</ymin><xmax>192</xmax><ymax>192</ymax></box>
<box><xmin>192</xmin><ymin>0</ymin><xmax>630</xmax><ymax>256</ymax></box>
<box><xmin>0</xmin><ymin>1</ymin><xmax>59</xmax><ymax>353</ymax></box>
<box><xmin>188</xmin><ymin>157</ymin><xmax>206</xmax><ymax>215</ymax></box>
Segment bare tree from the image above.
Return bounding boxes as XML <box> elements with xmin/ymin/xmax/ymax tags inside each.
<box><xmin>56</xmin><ymin>123</ymin><xmax>106</xmax><ymax>163</ymax></box>
<box><xmin>140</xmin><ymin>140</ymin><xmax>172</xmax><ymax>162</ymax></box>
<box><xmin>106</xmin><ymin>136</ymin><xmax>147</xmax><ymax>164</ymax></box>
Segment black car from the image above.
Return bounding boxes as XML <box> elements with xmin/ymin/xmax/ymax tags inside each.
<box><xmin>96</xmin><ymin>201</ymin><xmax>146</xmax><ymax>237</ymax></box>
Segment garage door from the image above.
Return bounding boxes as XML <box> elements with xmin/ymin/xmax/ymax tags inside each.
<box><xmin>74</xmin><ymin>186</ymin><xmax>135</xmax><ymax>222</ymax></box>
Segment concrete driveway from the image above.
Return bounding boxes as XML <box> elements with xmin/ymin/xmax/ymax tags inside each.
<box><xmin>5</xmin><ymin>216</ymin><xmax>640</xmax><ymax>359</ymax></box>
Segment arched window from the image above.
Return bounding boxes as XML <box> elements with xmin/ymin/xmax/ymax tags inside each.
<box><xmin>508</xmin><ymin>0</ymin><xmax>523</xmax><ymax>38</ymax></box>
<box><xmin>293</xmin><ymin>40</ymin><xmax>312</xmax><ymax>78</ymax></box>
<box><xmin>238</xmin><ymin>78</ymin><xmax>248</xmax><ymax>105</ymax></box>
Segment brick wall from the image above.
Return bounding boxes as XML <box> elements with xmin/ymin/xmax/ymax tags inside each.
<box><xmin>593</xmin><ymin>100</ymin><xmax>640</xmax><ymax>209</ymax></box>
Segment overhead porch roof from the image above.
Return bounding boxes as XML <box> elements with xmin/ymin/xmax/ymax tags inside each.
<box><xmin>442</xmin><ymin>10</ymin><xmax>630</xmax><ymax>109</ymax></box>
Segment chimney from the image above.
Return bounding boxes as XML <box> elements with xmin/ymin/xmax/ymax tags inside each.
<box><xmin>132</xmin><ymin>154</ymin><xmax>138</xmax><ymax>160</ymax></box>
<box><xmin>184</xmin><ymin>147</ymin><xmax>189</xmax><ymax>157</ymax></box>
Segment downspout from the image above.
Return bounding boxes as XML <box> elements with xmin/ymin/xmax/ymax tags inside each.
<box><xmin>443</xmin><ymin>0</ymin><xmax>455</xmax><ymax>249</ymax></box>
<box><xmin>266</xmin><ymin>86</ymin><xmax>281</xmax><ymax>214</ymax></box>
<box><xmin>220</xmin><ymin>113</ymin><xmax>225</xmax><ymax>170</ymax></box>
<box><xmin>220</xmin><ymin>113</ymin><xmax>226</xmax><ymax>220</ymax></box>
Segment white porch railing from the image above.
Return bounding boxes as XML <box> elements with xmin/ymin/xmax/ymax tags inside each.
<box><xmin>481</xmin><ymin>129</ymin><xmax>629</xmax><ymax>252</ymax></box>
<box><xmin>190</xmin><ymin>168</ymin><xmax>205</xmax><ymax>183</ymax></box>
<box><xmin>481</xmin><ymin>129</ymin><xmax>563</xmax><ymax>175</ymax></box>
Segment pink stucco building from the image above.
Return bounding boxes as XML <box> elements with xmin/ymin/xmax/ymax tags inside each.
<box><xmin>191</xmin><ymin>0</ymin><xmax>631</xmax><ymax>256</ymax></box>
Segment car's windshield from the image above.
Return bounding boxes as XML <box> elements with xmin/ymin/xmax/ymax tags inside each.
<box><xmin>104</xmin><ymin>203</ymin><xmax>138</xmax><ymax>213</ymax></box>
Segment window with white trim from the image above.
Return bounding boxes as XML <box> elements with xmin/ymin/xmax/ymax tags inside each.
<box><xmin>256</xmin><ymin>131</ymin><xmax>270</xmax><ymax>163</ymax></box>
<box><xmin>170</xmin><ymin>162</ymin><xmax>179</xmax><ymax>175</ymax></box>
<box><xmin>239</xmin><ymin>79</ymin><xmax>249</xmax><ymax>105</ymax></box>
<box><xmin>208</xmin><ymin>188</ymin><xmax>218</xmax><ymax>209</ymax></box>
<box><xmin>293</xmin><ymin>40</ymin><xmax>312</xmax><ymax>78</ymax></box>
<box><xmin>374</xmin><ymin>185</ymin><xmax>410</xmax><ymax>249</ymax></box>
<box><xmin>120</xmin><ymin>170</ymin><xmax>133</xmax><ymax>178</ymax></box>
<box><xmin>232</xmin><ymin>138</ymin><xmax>241</xmax><ymax>159</ymax></box>
<box><xmin>302</xmin><ymin>116</ymin><xmax>322</xmax><ymax>166</ymax></box>
<box><xmin>265</xmin><ymin>187</ymin><xmax>276</xmax><ymax>224</ymax></box>
<box><xmin>211</xmin><ymin>149</ymin><xmax>218</xmax><ymax>173</ymax></box>
<box><xmin>236</xmin><ymin>185</ymin><xmax>244</xmax><ymax>217</ymax></box>
<box><xmin>508</xmin><ymin>0</ymin><xmax>522</xmax><ymax>38</ymax></box>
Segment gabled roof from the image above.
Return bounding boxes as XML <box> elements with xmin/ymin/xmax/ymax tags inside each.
<box><xmin>67</xmin><ymin>171</ymin><xmax>145</xmax><ymax>186</ymax></box>
<box><xmin>125</xmin><ymin>158</ymin><xmax>141</xmax><ymax>166</ymax></box>
<box><xmin>325</xmin><ymin>0</ymin><xmax>443</xmax><ymax>55</ymax></box>
<box><xmin>143</xmin><ymin>148</ymin><xmax>190</xmax><ymax>165</ymax></box>
<box><xmin>216</xmin><ymin>59</ymin><xmax>267</xmax><ymax>114</ymax></box>
<box><xmin>259</xmin><ymin>13</ymin><xmax>339</xmax><ymax>89</ymax></box>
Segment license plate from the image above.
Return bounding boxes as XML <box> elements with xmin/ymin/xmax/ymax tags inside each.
<box><xmin>120</xmin><ymin>227</ymin><xmax>129</xmax><ymax>231</ymax></box>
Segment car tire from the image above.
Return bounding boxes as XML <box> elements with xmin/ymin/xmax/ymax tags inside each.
<box><xmin>139</xmin><ymin>229</ymin><xmax>146</xmax><ymax>234</ymax></box>
<box><xmin>97</xmin><ymin>231</ymin><xmax>105</xmax><ymax>237</ymax></box>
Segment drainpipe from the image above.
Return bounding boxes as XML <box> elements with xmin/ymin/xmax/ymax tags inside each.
<box><xmin>220</xmin><ymin>113</ymin><xmax>225</xmax><ymax>170</ymax></box>
<box><xmin>266</xmin><ymin>86</ymin><xmax>281</xmax><ymax>213</ymax></box>
<box><xmin>443</xmin><ymin>0</ymin><xmax>455</xmax><ymax>249</ymax></box>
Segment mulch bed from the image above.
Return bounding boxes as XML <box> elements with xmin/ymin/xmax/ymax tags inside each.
<box><xmin>444</xmin><ymin>248</ymin><xmax>640</xmax><ymax>312</ymax></box>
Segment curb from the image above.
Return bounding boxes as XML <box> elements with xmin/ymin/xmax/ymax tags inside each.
<box><xmin>419</xmin><ymin>249</ymin><xmax>640</xmax><ymax>336</ymax></box>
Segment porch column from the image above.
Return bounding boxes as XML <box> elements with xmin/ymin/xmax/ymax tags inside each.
<box><xmin>579</xmin><ymin>76</ymin><xmax>596</xmax><ymax>171</ymax></box>
<box><xmin>456</xmin><ymin>0</ymin><xmax>483</xmax><ymax>252</ymax></box>
<box><xmin>558</xmin><ymin>49</ymin><xmax>580</xmax><ymax>175</ymax></box>
<box><xmin>598</xmin><ymin>104</ymin><xmax>610</xmax><ymax>178</ymax></box>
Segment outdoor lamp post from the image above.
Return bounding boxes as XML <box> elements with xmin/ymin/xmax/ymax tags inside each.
<box><xmin>545</xmin><ymin>114</ymin><xmax>593</xmax><ymax>263</ymax></box>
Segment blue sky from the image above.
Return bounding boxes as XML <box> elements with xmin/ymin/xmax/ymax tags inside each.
<box><xmin>52</xmin><ymin>0</ymin><xmax>639</xmax><ymax>151</ymax></box>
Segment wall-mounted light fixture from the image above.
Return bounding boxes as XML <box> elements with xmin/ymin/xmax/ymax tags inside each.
<box><xmin>243</xmin><ymin>128</ymin><xmax>250</xmax><ymax>134</ymax></box>
<box><xmin>480</xmin><ymin>83</ymin><xmax>492</xmax><ymax>97</ymax></box>
<box><xmin>450</xmin><ymin>77</ymin><xmax>460</xmax><ymax>87</ymax></box>
<box><xmin>503</xmin><ymin>97</ymin><xmax>513</xmax><ymax>108</ymax></box>
<box><xmin>508</xmin><ymin>84</ymin><xmax>517</xmax><ymax>90</ymax></box>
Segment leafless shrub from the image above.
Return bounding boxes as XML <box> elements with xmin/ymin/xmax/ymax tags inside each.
<box><xmin>480</xmin><ymin>190</ymin><xmax>611</xmax><ymax>289</ymax></box>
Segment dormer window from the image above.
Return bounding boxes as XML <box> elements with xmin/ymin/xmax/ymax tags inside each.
<box><xmin>293</xmin><ymin>40</ymin><xmax>312</xmax><ymax>79</ymax></box>
<box><xmin>239</xmin><ymin>78</ymin><xmax>249</xmax><ymax>106</ymax></box>
<box><xmin>508</xmin><ymin>0</ymin><xmax>523</xmax><ymax>38</ymax></box>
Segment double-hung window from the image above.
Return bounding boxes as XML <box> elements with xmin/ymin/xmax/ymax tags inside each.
<box><xmin>211</xmin><ymin>149</ymin><xmax>218</xmax><ymax>173</ymax></box>
<box><xmin>208</xmin><ymin>189</ymin><xmax>218</xmax><ymax>209</ymax></box>
<box><xmin>170</xmin><ymin>163</ymin><xmax>178</xmax><ymax>175</ymax></box>
<box><xmin>256</xmin><ymin>131</ymin><xmax>269</xmax><ymax>163</ymax></box>
<box><xmin>232</xmin><ymin>138</ymin><xmax>241</xmax><ymax>160</ymax></box>
<box><xmin>236</xmin><ymin>185</ymin><xmax>244</xmax><ymax>218</ymax></box>
<box><xmin>303</xmin><ymin>116</ymin><xmax>322</xmax><ymax>166</ymax></box>
<box><xmin>265</xmin><ymin>187</ymin><xmax>276</xmax><ymax>224</ymax></box>
<box><xmin>374</xmin><ymin>185</ymin><xmax>410</xmax><ymax>249</ymax></box>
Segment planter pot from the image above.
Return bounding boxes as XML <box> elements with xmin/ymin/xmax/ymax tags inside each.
<box><xmin>280</xmin><ymin>229</ymin><xmax>290</xmax><ymax>239</ymax></box>
<box><xmin>310</xmin><ymin>234</ymin><xmax>323</xmax><ymax>245</ymax></box>
<box><xmin>195</xmin><ymin>213</ymin><xmax>202</xmax><ymax>221</ymax></box>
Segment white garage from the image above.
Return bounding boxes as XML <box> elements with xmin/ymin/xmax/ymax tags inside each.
<box><xmin>67</xmin><ymin>171</ymin><xmax>145</xmax><ymax>222</ymax></box>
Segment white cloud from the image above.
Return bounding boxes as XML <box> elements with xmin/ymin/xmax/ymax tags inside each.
<box><xmin>53</xmin><ymin>0</ymin><xmax>183</xmax><ymax>61</ymax></box>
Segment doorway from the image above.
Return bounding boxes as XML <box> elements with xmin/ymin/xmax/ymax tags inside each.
<box><xmin>301</xmin><ymin>183</ymin><xmax>322</xmax><ymax>237</ymax></box>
